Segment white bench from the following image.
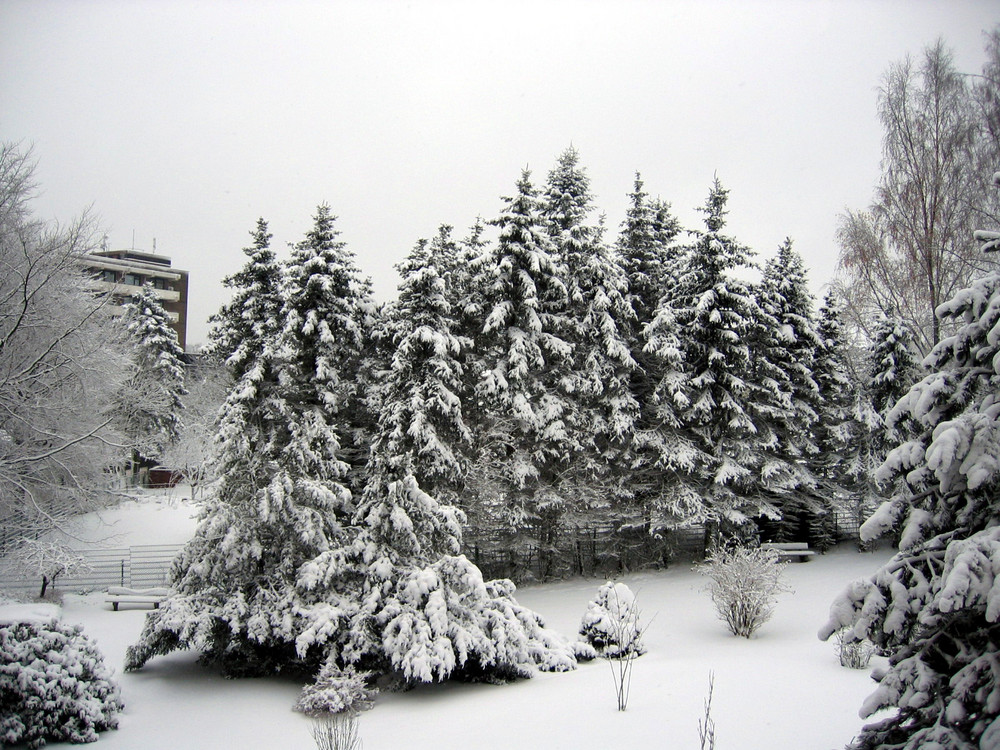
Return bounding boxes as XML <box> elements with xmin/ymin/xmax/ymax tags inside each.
<box><xmin>105</xmin><ymin>586</ymin><xmax>171</xmax><ymax>611</ymax></box>
<box><xmin>761</xmin><ymin>542</ymin><xmax>816</xmax><ymax>562</ymax></box>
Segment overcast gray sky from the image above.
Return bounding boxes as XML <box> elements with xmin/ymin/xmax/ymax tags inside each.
<box><xmin>2</xmin><ymin>0</ymin><xmax>997</xmax><ymax>347</ymax></box>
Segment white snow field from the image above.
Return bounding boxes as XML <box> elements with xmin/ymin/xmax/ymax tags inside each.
<box><xmin>15</xmin><ymin>492</ymin><xmax>894</xmax><ymax>749</ymax></box>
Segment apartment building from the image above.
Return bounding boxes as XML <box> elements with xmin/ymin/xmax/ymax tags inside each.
<box><xmin>85</xmin><ymin>249</ymin><xmax>190</xmax><ymax>350</ymax></box>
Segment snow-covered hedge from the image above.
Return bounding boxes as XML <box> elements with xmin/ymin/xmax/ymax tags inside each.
<box><xmin>1</xmin><ymin>618</ymin><xmax>123</xmax><ymax>747</ymax></box>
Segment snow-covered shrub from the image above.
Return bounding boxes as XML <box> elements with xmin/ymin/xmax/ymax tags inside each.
<box><xmin>295</xmin><ymin>662</ymin><xmax>374</xmax><ymax>716</ymax></box>
<box><xmin>1</xmin><ymin>619</ymin><xmax>123</xmax><ymax>747</ymax></box>
<box><xmin>834</xmin><ymin>628</ymin><xmax>874</xmax><ymax>669</ymax></box>
<box><xmin>703</xmin><ymin>545</ymin><xmax>789</xmax><ymax>638</ymax></box>
<box><xmin>310</xmin><ymin>713</ymin><xmax>363</xmax><ymax>750</ymax></box>
<box><xmin>577</xmin><ymin>581</ymin><xmax>647</xmax><ymax>710</ymax></box>
<box><xmin>578</xmin><ymin>581</ymin><xmax>646</xmax><ymax>658</ymax></box>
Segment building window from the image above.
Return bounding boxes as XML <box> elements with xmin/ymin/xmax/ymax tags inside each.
<box><xmin>101</xmin><ymin>269</ymin><xmax>117</xmax><ymax>283</ymax></box>
<box><xmin>124</xmin><ymin>273</ymin><xmax>142</xmax><ymax>286</ymax></box>
<box><xmin>152</xmin><ymin>277</ymin><xmax>169</xmax><ymax>290</ymax></box>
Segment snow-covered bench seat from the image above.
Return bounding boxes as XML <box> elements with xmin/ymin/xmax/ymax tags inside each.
<box><xmin>761</xmin><ymin>542</ymin><xmax>816</xmax><ymax>562</ymax></box>
<box><xmin>105</xmin><ymin>586</ymin><xmax>171</xmax><ymax>611</ymax></box>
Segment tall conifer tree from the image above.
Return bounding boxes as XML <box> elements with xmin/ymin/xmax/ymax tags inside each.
<box><xmin>119</xmin><ymin>283</ymin><xmax>186</xmax><ymax>465</ymax></box>
<box><xmin>644</xmin><ymin>180</ymin><xmax>804</xmax><ymax>540</ymax></box>
<box><xmin>542</xmin><ymin>148</ymin><xmax>637</xmax><ymax>507</ymax></box>
<box><xmin>756</xmin><ymin>240</ymin><xmax>827</xmax><ymax>544</ymax></box>
<box><xmin>471</xmin><ymin>169</ymin><xmax>577</xmax><ymax>573</ymax></box>
<box><xmin>206</xmin><ymin>218</ymin><xmax>284</xmax><ymax>380</ymax></box>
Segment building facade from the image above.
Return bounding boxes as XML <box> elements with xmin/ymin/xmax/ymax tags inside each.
<box><xmin>85</xmin><ymin>249</ymin><xmax>190</xmax><ymax>350</ymax></box>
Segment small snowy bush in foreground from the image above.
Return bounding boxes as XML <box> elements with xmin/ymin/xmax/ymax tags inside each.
<box><xmin>578</xmin><ymin>581</ymin><xmax>647</xmax><ymax>710</ymax></box>
<box><xmin>578</xmin><ymin>581</ymin><xmax>646</xmax><ymax>658</ymax></box>
<box><xmin>703</xmin><ymin>545</ymin><xmax>789</xmax><ymax>638</ymax></box>
<box><xmin>295</xmin><ymin>662</ymin><xmax>375</xmax><ymax>716</ymax></box>
<box><xmin>0</xmin><ymin>619</ymin><xmax>123</xmax><ymax>747</ymax></box>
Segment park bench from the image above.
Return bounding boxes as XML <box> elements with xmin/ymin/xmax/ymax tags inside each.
<box><xmin>105</xmin><ymin>586</ymin><xmax>172</xmax><ymax>611</ymax></box>
<box><xmin>761</xmin><ymin>542</ymin><xmax>816</xmax><ymax>562</ymax></box>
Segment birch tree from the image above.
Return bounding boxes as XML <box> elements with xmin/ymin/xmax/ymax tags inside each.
<box><xmin>836</xmin><ymin>37</ymin><xmax>1000</xmax><ymax>353</ymax></box>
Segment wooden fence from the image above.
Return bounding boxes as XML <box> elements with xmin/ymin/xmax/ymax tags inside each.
<box><xmin>0</xmin><ymin>507</ymin><xmax>870</xmax><ymax>595</ymax></box>
<box><xmin>463</xmin><ymin>507</ymin><xmax>867</xmax><ymax>583</ymax></box>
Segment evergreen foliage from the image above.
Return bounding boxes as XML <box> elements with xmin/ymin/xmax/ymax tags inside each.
<box><xmin>126</xmin><ymin>201</ymin><xmax>578</xmax><ymax>707</ymax></box>
<box><xmin>206</xmin><ymin>217</ymin><xmax>285</xmax><ymax>380</ymax></box>
<box><xmin>756</xmin><ymin>240</ymin><xmax>829</xmax><ymax>545</ymax></box>
<box><xmin>374</xmin><ymin>227</ymin><xmax>473</xmax><ymax>503</ymax></box>
<box><xmin>542</xmin><ymin>148</ymin><xmax>637</xmax><ymax>508</ymax></box>
<box><xmin>120</xmin><ymin>282</ymin><xmax>186</xmax><ymax>463</ymax></box>
<box><xmin>617</xmin><ymin>172</ymin><xmax>682</xmax><ymax>329</ymax></box>
<box><xmin>282</xmin><ymin>204</ymin><xmax>376</xmax><ymax>493</ymax></box>
<box><xmin>471</xmin><ymin>169</ymin><xmax>578</xmax><ymax>561</ymax></box>
<box><xmin>813</xmin><ymin>290</ymin><xmax>863</xmax><ymax>539</ymax></box>
<box><xmin>578</xmin><ymin>580</ymin><xmax>646</xmax><ymax>658</ymax></box>
<box><xmin>644</xmin><ymin>180</ymin><xmax>805</xmax><ymax>538</ymax></box>
<box><xmin>124</xmin><ymin>210</ymin><xmax>363</xmax><ymax>679</ymax></box>
<box><xmin>851</xmin><ymin>311</ymin><xmax>922</xmax><ymax>529</ymax></box>
<box><xmin>820</xmin><ymin>174</ymin><xmax>1000</xmax><ymax>749</ymax></box>
<box><xmin>614</xmin><ymin>173</ymin><xmax>688</xmax><ymax>527</ymax></box>
<box><xmin>1</xmin><ymin>618</ymin><xmax>123</xmax><ymax>747</ymax></box>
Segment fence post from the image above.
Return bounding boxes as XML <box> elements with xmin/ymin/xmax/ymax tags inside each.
<box><xmin>120</xmin><ymin>559</ymin><xmax>125</xmax><ymax>586</ymax></box>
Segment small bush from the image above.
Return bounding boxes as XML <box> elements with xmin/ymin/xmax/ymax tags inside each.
<box><xmin>0</xmin><ymin>619</ymin><xmax>123</xmax><ymax>747</ymax></box>
<box><xmin>578</xmin><ymin>581</ymin><xmax>647</xmax><ymax>711</ymax></box>
<box><xmin>834</xmin><ymin>628</ymin><xmax>875</xmax><ymax>669</ymax></box>
<box><xmin>295</xmin><ymin>662</ymin><xmax>375</xmax><ymax>717</ymax></box>
<box><xmin>703</xmin><ymin>545</ymin><xmax>789</xmax><ymax>638</ymax></box>
<box><xmin>578</xmin><ymin>581</ymin><xmax>646</xmax><ymax>659</ymax></box>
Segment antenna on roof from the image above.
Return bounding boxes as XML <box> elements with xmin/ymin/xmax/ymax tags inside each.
<box><xmin>131</xmin><ymin>230</ymin><xmax>135</xmax><ymax>251</ymax></box>
<box><xmin>153</xmin><ymin>238</ymin><xmax>157</xmax><ymax>254</ymax></box>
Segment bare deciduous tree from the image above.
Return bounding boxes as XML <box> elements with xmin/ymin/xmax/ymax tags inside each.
<box><xmin>836</xmin><ymin>37</ymin><xmax>1000</xmax><ymax>354</ymax></box>
<box><xmin>2</xmin><ymin>538</ymin><xmax>92</xmax><ymax>598</ymax></box>
<box><xmin>0</xmin><ymin>141</ymin><xmax>129</xmax><ymax>548</ymax></box>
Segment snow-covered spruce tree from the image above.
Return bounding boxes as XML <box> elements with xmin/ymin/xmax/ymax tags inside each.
<box><xmin>2</xmin><ymin>617</ymin><xmax>123</xmax><ymax>747</ymax></box>
<box><xmin>470</xmin><ymin>169</ymin><xmax>578</xmax><ymax>576</ymax></box>
<box><xmin>820</xmin><ymin>175</ymin><xmax>1000</xmax><ymax>749</ymax></box>
<box><xmin>124</xmin><ymin>208</ymin><xmax>365</xmax><ymax>679</ymax></box>
<box><xmin>541</xmin><ymin>147</ymin><xmax>638</xmax><ymax>514</ymax></box>
<box><xmin>643</xmin><ymin>180</ymin><xmax>806</xmax><ymax>541</ymax></box>
<box><xmin>850</xmin><ymin>311</ymin><xmax>922</xmax><ymax>532</ymax></box>
<box><xmin>813</xmin><ymin>290</ymin><xmax>863</xmax><ymax>538</ymax></box>
<box><xmin>119</xmin><ymin>282</ymin><xmax>186</xmax><ymax>466</ymax></box>
<box><xmin>578</xmin><ymin>580</ymin><xmax>646</xmax><ymax>658</ymax></box>
<box><xmin>373</xmin><ymin>228</ymin><xmax>474</xmax><ymax>506</ymax></box>
<box><xmin>755</xmin><ymin>240</ymin><xmax>830</xmax><ymax>547</ymax></box>
<box><xmin>617</xmin><ymin>172</ymin><xmax>683</xmax><ymax>330</ymax></box>
<box><xmin>293</xmin><ymin>466</ymin><xmax>578</xmax><ymax>701</ymax></box>
<box><xmin>614</xmin><ymin>173</ymin><xmax>690</xmax><ymax>532</ymax></box>
<box><xmin>282</xmin><ymin>204</ymin><xmax>377</xmax><ymax>495</ymax></box>
<box><xmin>867</xmin><ymin>310</ymin><xmax>921</xmax><ymax>440</ymax></box>
<box><xmin>205</xmin><ymin>217</ymin><xmax>285</xmax><ymax>380</ymax></box>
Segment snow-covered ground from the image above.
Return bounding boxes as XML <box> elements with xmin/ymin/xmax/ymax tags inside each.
<box><xmin>12</xmin><ymin>493</ymin><xmax>895</xmax><ymax>749</ymax></box>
